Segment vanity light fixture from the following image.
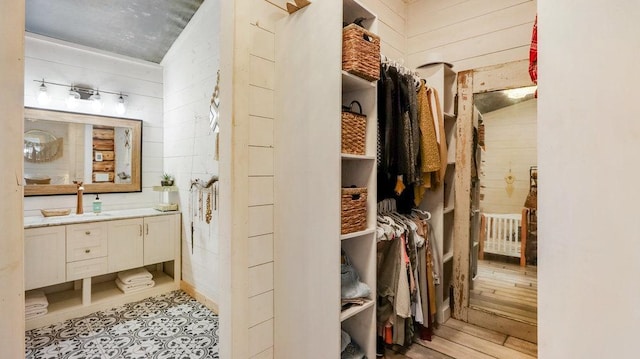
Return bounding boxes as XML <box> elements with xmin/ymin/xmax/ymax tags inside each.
<box><xmin>115</xmin><ymin>93</ymin><xmax>126</xmax><ymax>115</ymax></box>
<box><xmin>66</xmin><ymin>86</ymin><xmax>81</xmax><ymax>109</ymax></box>
<box><xmin>34</xmin><ymin>79</ymin><xmax>128</xmax><ymax>114</ymax></box>
<box><xmin>89</xmin><ymin>90</ymin><xmax>103</xmax><ymax>112</ymax></box>
<box><xmin>37</xmin><ymin>79</ymin><xmax>50</xmax><ymax>105</ymax></box>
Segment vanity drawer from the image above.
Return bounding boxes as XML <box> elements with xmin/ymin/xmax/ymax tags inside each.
<box><xmin>66</xmin><ymin>222</ymin><xmax>108</xmax><ymax>262</ymax></box>
<box><xmin>67</xmin><ymin>257</ymin><xmax>108</xmax><ymax>281</ymax></box>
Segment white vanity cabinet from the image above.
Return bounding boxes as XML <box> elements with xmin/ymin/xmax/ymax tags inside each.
<box><xmin>24</xmin><ymin>226</ymin><xmax>66</xmax><ymax>290</ymax></box>
<box><xmin>24</xmin><ymin>209</ymin><xmax>181</xmax><ymax>330</ymax></box>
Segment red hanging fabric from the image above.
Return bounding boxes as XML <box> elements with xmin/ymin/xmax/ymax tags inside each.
<box><xmin>529</xmin><ymin>15</ymin><xmax>538</xmax><ymax>86</ymax></box>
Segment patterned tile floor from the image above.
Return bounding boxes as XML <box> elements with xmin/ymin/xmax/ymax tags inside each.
<box><xmin>25</xmin><ymin>290</ymin><xmax>219</xmax><ymax>359</ymax></box>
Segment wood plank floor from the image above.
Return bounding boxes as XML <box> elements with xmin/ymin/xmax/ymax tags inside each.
<box><xmin>470</xmin><ymin>259</ymin><xmax>537</xmax><ymax>324</ymax></box>
<box><xmin>385</xmin><ymin>318</ymin><xmax>537</xmax><ymax>359</ymax></box>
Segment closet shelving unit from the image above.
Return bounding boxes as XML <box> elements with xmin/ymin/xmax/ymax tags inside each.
<box><xmin>274</xmin><ymin>0</ymin><xmax>377</xmax><ymax>357</ymax></box>
<box><xmin>340</xmin><ymin>2</ymin><xmax>377</xmax><ymax>357</ymax></box>
<box><xmin>416</xmin><ymin>63</ymin><xmax>457</xmax><ymax>323</ymax></box>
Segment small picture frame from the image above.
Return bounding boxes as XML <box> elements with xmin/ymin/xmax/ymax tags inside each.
<box><xmin>95</xmin><ymin>152</ymin><xmax>103</xmax><ymax>162</ymax></box>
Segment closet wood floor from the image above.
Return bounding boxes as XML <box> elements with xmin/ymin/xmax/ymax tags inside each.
<box><xmin>471</xmin><ymin>260</ymin><xmax>538</xmax><ymax>324</ymax></box>
<box><xmin>385</xmin><ymin>318</ymin><xmax>537</xmax><ymax>359</ymax></box>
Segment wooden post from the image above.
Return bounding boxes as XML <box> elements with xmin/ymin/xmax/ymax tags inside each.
<box><xmin>479</xmin><ymin>214</ymin><xmax>486</xmax><ymax>260</ymax></box>
<box><xmin>453</xmin><ymin>70</ymin><xmax>473</xmax><ymax>320</ymax></box>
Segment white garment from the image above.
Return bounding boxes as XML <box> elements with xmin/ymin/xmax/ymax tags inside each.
<box><xmin>395</xmin><ymin>261</ymin><xmax>411</xmax><ymax>319</ymax></box>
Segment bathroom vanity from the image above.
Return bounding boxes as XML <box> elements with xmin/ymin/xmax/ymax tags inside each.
<box><xmin>24</xmin><ymin>208</ymin><xmax>180</xmax><ymax>329</ymax></box>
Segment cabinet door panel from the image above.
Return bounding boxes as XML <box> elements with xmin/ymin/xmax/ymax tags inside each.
<box><xmin>143</xmin><ymin>215</ymin><xmax>177</xmax><ymax>265</ymax></box>
<box><xmin>25</xmin><ymin>226</ymin><xmax>66</xmax><ymax>290</ymax></box>
<box><xmin>108</xmin><ymin>218</ymin><xmax>144</xmax><ymax>273</ymax></box>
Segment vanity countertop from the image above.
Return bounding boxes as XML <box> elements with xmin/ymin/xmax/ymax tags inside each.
<box><xmin>25</xmin><ymin>208</ymin><xmax>180</xmax><ymax>229</ymax></box>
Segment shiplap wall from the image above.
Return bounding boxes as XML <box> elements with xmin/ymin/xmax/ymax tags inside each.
<box><xmin>406</xmin><ymin>0</ymin><xmax>536</xmax><ymax>71</ymax></box>
<box><xmin>246</xmin><ymin>2</ymin><xmax>286</xmax><ymax>357</ymax></box>
<box><xmin>161</xmin><ymin>0</ymin><xmax>221</xmax><ymax>304</ymax></box>
<box><xmin>480</xmin><ymin>99</ymin><xmax>537</xmax><ymax>214</ymax></box>
<box><xmin>358</xmin><ymin>0</ymin><xmax>407</xmax><ymax>61</ymax></box>
<box><xmin>23</xmin><ymin>34</ymin><xmax>164</xmax><ymax>216</ymax></box>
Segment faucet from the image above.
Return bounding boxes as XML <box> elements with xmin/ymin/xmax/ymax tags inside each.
<box><xmin>74</xmin><ymin>181</ymin><xmax>84</xmax><ymax>215</ymax></box>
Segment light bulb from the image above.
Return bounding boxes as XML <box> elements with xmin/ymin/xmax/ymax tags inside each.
<box><xmin>66</xmin><ymin>87</ymin><xmax>80</xmax><ymax>109</ymax></box>
<box><xmin>89</xmin><ymin>91</ymin><xmax>103</xmax><ymax>112</ymax></box>
<box><xmin>115</xmin><ymin>94</ymin><xmax>126</xmax><ymax>115</ymax></box>
<box><xmin>37</xmin><ymin>81</ymin><xmax>50</xmax><ymax>105</ymax></box>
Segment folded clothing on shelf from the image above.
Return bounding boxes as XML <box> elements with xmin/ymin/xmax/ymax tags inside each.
<box><xmin>117</xmin><ymin>267</ymin><xmax>154</xmax><ymax>284</ymax></box>
<box><xmin>341</xmin><ymin>250</ymin><xmax>371</xmax><ymax>302</ymax></box>
<box><xmin>25</xmin><ymin>290</ymin><xmax>48</xmax><ymax>320</ymax></box>
<box><xmin>341</xmin><ymin>329</ymin><xmax>367</xmax><ymax>359</ymax></box>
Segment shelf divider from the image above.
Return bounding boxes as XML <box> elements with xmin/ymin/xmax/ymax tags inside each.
<box><xmin>340</xmin><ymin>227</ymin><xmax>375</xmax><ymax>241</ymax></box>
<box><xmin>340</xmin><ymin>299</ymin><xmax>374</xmax><ymax>322</ymax></box>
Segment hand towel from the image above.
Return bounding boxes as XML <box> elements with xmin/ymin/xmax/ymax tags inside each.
<box><xmin>25</xmin><ymin>290</ymin><xmax>48</xmax><ymax>309</ymax></box>
<box><xmin>25</xmin><ymin>308</ymin><xmax>48</xmax><ymax>320</ymax></box>
<box><xmin>115</xmin><ymin>277</ymin><xmax>155</xmax><ymax>294</ymax></box>
<box><xmin>117</xmin><ymin>267</ymin><xmax>153</xmax><ymax>284</ymax></box>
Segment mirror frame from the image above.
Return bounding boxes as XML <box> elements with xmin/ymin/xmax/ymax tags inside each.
<box><xmin>452</xmin><ymin>60</ymin><xmax>537</xmax><ymax>341</ymax></box>
<box><xmin>23</xmin><ymin>107</ymin><xmax>142</xmax><ymax>196</ymax></box>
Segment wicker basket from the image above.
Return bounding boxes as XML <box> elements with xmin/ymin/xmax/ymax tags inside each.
<box><xmin>342</xmin><ymin>101</ymin><xmax>367</xmax><ymax>155</ymax></box>
<box><xmin>341</xmin><ymin>187</ymin><xmax>367</xmax><ymax>234</ymax></box>
<box><xmin>342</xmin><ymin>24</ymin><xmax>380</xmax><ymax>82</ymax></box>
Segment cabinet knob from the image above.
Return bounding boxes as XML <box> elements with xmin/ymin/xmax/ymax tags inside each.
<box><xmin>85</xmin><ymin>249</ymin><xmax>90</xmax><ymax>253</ymax></box>
<box><xmin>85</xmin><ymin>231</ymin><xmax>91</xmax><ymax>235</ymax></box>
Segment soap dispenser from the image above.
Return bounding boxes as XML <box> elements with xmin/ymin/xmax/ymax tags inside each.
<box><xmin>93</xmin><ymin>194</ymin><xmax>102</xmax><ymax>214</ymax></box>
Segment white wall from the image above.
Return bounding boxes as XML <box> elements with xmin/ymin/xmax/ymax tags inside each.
<box><xmin>23</xmin><ymin>34</ymin><xmax>164</xmax><ymax>216</ymax></box>
<box><xmin>538</xmin><ymin>2</ymin><xmax>640</xmax><ymax>358</ymax></box>
<box><xmin>357</xmin><ymin>0</ymin><xmax>407</xmax><ymax>61</ymax></box>
<box><xmin>246</xmin><ymin>2</ymin><xmax>286</xmax><ymax>358</ymax></box>
<box><xmin>480</xmin><ymin>99</ymin><xmax>537</xmax><ymax>214</ymax></box>
<box><xmin>0</xmin><ymin>0</ymin><xmax>26</xmax><ymax>356</ymax></box>
<box><xmin>161</xmin><ymin>0</ymin><xmax>221</xmax><ymax>304</ymax></box>
<box><xmin>406</xmin><ymin>0</ymin><xmax>536</xmax><ymax>71</ymax></box>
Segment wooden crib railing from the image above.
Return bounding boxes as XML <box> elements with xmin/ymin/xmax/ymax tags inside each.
<box><xmin>479</xmin><ymin>212</ymin><xmax>527</xmax><ymax>266</ymax></box>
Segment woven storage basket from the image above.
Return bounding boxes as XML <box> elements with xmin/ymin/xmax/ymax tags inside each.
<box><xmin>342</xmin><ymin>101</ymin><xmax>366</xmax><ymax>155</ymax></box>
<box><xmin>341</xmin><ymin>187</ymin><xmax>367</xmax><ymax>234</ymax></box>
<box><xmin>342</xmin><ymin>24</ymin><xmax>380</xmax><ymax>82</ymax></box>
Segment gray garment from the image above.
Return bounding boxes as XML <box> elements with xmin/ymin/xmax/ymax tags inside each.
<box><xmin>377</xmin><ymin>237</ymin><xmax>402</xmax><ymax>324</ymax></box>
<box><xmin>407</xmin><ymin>75</ymin><xmax>420</xmax><ymax>185</ymax></box>
<box><xmin>427</xmin><ymin>222</ymin><xmax>441</xmax><ymax>285</ymax></box>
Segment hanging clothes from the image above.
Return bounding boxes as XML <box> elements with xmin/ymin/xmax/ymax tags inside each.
<box><xmin>430</xmin><ymin>87</ymin><xmax>448</xmax><ymax>185</ymax></box>
<box><xmin>378</xmin><ymin>62</ymin><xmax>446</xmax><ymax>213</ymax></box>
<box><xmin>376</xmin><ymin>201</ymin><xmax>441</xmax><ymax>347</ymax></box>
<box><xmin>414</xmin><ymin>80</ymin><xmax>441</xmax><ymax>206</ymax></box>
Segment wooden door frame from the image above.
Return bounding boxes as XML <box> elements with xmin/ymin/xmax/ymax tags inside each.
<box><xmin>452</xmin><ymin>59</ymin><xmax>538</xmax><ymax>343</ymax></box>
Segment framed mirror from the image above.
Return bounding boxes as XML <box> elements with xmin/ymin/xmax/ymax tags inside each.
<box><xmin>23</xmin><ymin>107</ymin><xmax>142</xmax><ymax>196</ymax></box>
<box><xmin>453</xmin><ymin>60</ymin><xmax>537</xmax><ymax>342</ymax></box>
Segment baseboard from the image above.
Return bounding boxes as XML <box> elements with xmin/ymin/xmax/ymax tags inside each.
<box><xmin>180</xmin><ymin>280</ymin><xmax>219</xmax><ymax>314</ymax></box>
